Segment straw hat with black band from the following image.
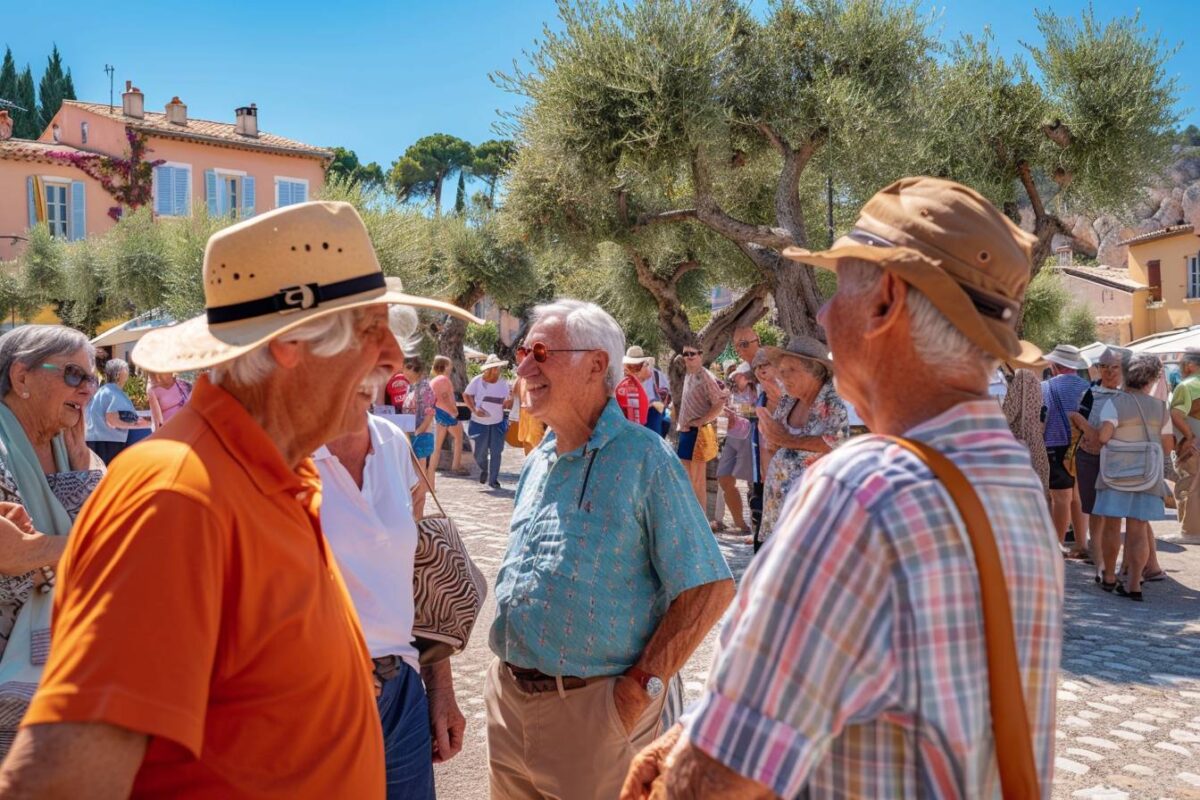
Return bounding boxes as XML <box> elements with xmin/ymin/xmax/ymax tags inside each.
<box><xmin>781</xmin><ymin>176</ymin><xmax>1043</xmax><ymax>368</ymax></box>
<box><xmin>134</xmin><ymin>201</ymin><xmax>481</xmax><ymax>373</ymax></box>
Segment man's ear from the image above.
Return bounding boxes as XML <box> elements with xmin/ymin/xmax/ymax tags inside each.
<box><xmin>862</xmin><ymin>271</ymin><xmax>910</xmax><ymax>341</ymax></box>
<box><xmin>267</xmin><ymin>338</ymin><xmax>304</xmax><ymax>370</ymax></box>
<box><xmin>592</xmin><ymin>350</ymin><xmax>610</xmax><ymax>383</ymax></box>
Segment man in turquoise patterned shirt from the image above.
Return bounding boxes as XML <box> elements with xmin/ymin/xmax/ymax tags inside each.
<box><xmin>485</xmin><ymin>299</ymin><xmax>734</xmax><ymax>800</ymax></box>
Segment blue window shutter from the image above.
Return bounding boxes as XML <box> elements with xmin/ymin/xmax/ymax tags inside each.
<box><xmin>70</xmin><ymin>181</ymin><xmax>86</xmax><ymax>240</ymax></box>
<box><xmin>242</xmin><ymin>176</ymin><xmax>255</xmax><ymax>218</ymax></box>
<box><xmin>296</xmin><ymin>181</ymin><xmax>307</xmax><ymax>203</ymax></box>
<box><xmin>205</xmin><ymin>169</ymin><xmax>219</xmax><ymax>215</ymax></box>
<box><xmin>174</xmin><ymin>168</ymin><xmax>190</xmax><ymax>216</ymax></box>
<box><xmin>275</xmin><ymin>180</ymin><xmax>287</xmax><ymax>208</ymax></box>
<box><xmin>154</xmin><ymin>166</ymin><xmax>171</xmax><ymax>216</ymax></box>
<box><xmin>27</xmin><ymin>176</ymin><xmax>37</xmax><ymax>227</ymax></box>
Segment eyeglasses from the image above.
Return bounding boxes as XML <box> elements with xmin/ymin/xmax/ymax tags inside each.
<box><xmin>515</xmin><ymin>342</ymin><xmax>594</xmax><ymax>363</ymax></box>
<box><xmin>39</xmin><ymin>363</ymin><xmax>98</xmax><ymax>389</ymax></box>
<box><xmin>682</xmin><ymin>350</ymin><xmax>701</xmax><ymax>358</ymax></box>
<box><xmin>734</xmin><ymin>338</ymin><xmax>759</xmax><ymax>348</ymax></box>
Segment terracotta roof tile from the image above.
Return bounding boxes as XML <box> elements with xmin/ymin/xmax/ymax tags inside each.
<box><xmin>1116</xmin><ymin>224</ymin><xmax>1195</xmax><ymax>248</ymax></box>
<box><xmin>1056</xmin><ymin>265</ymin><xmax>1148</xmax><ymax>292</ymax></box>
<box><xmin>64</xmin><ymin>101</ymin><xmax>333</xmax><ymax>162</ymax></box>
<box><xmin>0</xmin><ymin>138</ymin><xmax>88</xmax><ymax>165</ymax></box>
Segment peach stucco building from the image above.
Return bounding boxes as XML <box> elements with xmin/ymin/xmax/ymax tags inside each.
<box><xmin>1</xmin><ymin>83</ymin><xmax>332</xmax><ymax>262</ymax></box>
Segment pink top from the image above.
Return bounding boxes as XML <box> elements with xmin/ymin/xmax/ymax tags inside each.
<box><xmin>150</xmin><ymin>380</ymin><xmax>191</xmax><ymax>425</ymax></box>
<box><xmin>430</xmin><ymin>374</ymin><xmax>456</xmax><ymax>416</ymax></box>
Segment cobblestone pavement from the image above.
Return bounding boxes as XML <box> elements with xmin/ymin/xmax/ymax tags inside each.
<box><xmin>431</xmin><ymin>449</ymin><xmax>1200</xmax><ymax>799</ymax></box>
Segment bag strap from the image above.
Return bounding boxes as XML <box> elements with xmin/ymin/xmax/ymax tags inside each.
<box><xmin>883</xmin><ymin>436</ymin><xmax>1040</xmax><ymax>799</ymax></box>
<box><xmin>408</xmin><ymin>447</ymin><xmax>446</xmax><ymax>519</ymax></box>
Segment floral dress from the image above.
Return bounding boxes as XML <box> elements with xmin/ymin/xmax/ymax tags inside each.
<box><xmin>760</xmin><ymin>380</ymin><xmax>849</xmax><ymax>539</ymax></box>
<box><xmin>0</xmin><ymin>460</ymin><xmax>102</xmax><ymax>659</ymax></box>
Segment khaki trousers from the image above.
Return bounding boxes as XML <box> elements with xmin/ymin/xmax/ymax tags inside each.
<box><xmin>485</xmin><ymin>658</ymin><xmax>667</xmax><ymax>800</ymax></box>
<box><xmin>1175</xmin><ymin>451</ymin><xmax>1200</xmax><ymax>535</ymax></box>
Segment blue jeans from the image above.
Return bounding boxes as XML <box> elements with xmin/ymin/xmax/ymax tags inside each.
<box><xmin>470</xmin><ymin>422</ymin><xmax>505</xmax><ymax>483</ymax></box>
<box><xmin>377</xmin><ymin>663</ymin><xmax>435</xmax><ymax>800</ymax></box>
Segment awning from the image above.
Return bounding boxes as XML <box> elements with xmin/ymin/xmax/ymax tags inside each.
<box><xmin>90</xmin><ymin>309</ymin><xmax>176</xmax><ymax>350</ymax></box>
<box><xmin>1126</xmin><ymin>325</ymin><xmax>1200</xmax><ymax>358</ymax></box>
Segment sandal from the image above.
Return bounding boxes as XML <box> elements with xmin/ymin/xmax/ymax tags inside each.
<box><xmin>1114</xmin><ymin>582</ymin><xmax>1144</xmax><ymax>601</ymax></box>
<box><xmin>1143</xmin><ymin>570</ymin><xmax>1167</xmax><ymax>582</ymax></box>
<box><xmin>1064</xmin><ymin>550</ymin><xmax>1090</xmax><ymax>561</ymax></box>
<box><xmin>1100</xmin><ymin>579</ymin><xmax>1118</xmax><ymax>593</ymax></box>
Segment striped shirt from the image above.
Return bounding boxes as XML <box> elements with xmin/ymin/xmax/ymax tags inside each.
<box><xmin>685</xmin><ymin>400</ymin><xmax>1062</xmax><ymax>799</ymax></box>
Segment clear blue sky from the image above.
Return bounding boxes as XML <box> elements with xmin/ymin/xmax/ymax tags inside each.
<box><xmin>5</xmin><ymin>0</ymin><xmax>1197</xmax><ymax>173</ymax></box>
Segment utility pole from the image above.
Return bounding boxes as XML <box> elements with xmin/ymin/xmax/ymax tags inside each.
<box><xmin>104</xmin><ymin>65</ymin><xmax>115</xmax><ymax>112</ymax></box>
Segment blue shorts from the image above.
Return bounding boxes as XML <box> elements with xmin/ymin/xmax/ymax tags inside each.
<box><xmin>412</xmin><ymin>432</ymin><xmax>435</xmax><ymax>459</ymax></box>
<box><xmin>676</xmin><ymin>428</ymin><xmax>698</xmax><ymax>460</ymax></box>
<box><xmin>435</xmin><ymin>408</ymin><xmax>458</xmax><ymax>428</ymax></box>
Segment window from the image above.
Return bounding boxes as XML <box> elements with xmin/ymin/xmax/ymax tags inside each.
<box><xmin>80</xmin><ymin>121</ymin><xmax>88</xmax><ymax>144</ymax></box>
<box><xmin>1189</xmin><ymin>255</ymin><xmax>1200</xmax><ymax>300</ymax></box>
<box><xmin>205</xmin><ymin>169</ymin><xmax>255</xmax><ymax>219</ymax></box>
<box><xmin>1147</xmin><ymin>259</ymin><xmax>1162</xmax><ymax>303</ymax></box>
<box><xmin>45</xmin><ymin>183</ymin><xmax>68</xmax><ymax>238</ymax></box>
<box><xmin>153</xmin><ymin>164</ymin><xmax>192</xmax><ymax>217</ymax></box>
<box><xmin>275</xmin><ymin>177</ymin><xmax>308</xmax><ymax>208</ymax></box>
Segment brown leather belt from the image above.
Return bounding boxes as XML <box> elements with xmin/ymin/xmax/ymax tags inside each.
<box><xmin>504</xmin><ymin>662</ymin><xmax>602</xmax><ymax>694</ymax></box>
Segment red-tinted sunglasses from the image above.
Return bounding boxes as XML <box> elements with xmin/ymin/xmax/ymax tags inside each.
<box><xmin>515</xmin><ymin>342</ymin><xmax>594</xmax><ymax>363</ymax></box>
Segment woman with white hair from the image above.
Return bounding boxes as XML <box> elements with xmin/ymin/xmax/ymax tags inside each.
<box><xmin>1094</xmin><ymin>353</ymin><xmax>1171</xmax><ymax>601</ymax></box>
<box><xmin>316</xmin><ymin>302</ymin><xmax>466</xmax><ymax>799</ymax></box>
<box><xmin>84</xmin><ymin>358</ymin><xmax>150</xmax><ymax>464</ymax></box>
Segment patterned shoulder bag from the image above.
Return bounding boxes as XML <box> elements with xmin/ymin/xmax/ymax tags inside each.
<box><xmin>408</xmin><ymin>451</ymin><xmax>488</xmax><ymax>665</ymax></box>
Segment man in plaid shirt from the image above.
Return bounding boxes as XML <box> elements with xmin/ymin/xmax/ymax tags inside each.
<box><xmin>621</xmin><ymin>177</ymin><xmax>1063</xmax><ymax>799</ymax></box>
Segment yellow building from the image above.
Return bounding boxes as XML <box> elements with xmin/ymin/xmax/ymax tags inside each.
<box><xmin>1123</xmin><ymin>224</ymin><xmax>1200</xmax><ymax>337</ymax></box>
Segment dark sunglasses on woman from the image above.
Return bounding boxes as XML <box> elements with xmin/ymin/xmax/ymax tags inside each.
<box><xmin>40</xmin><ymin>363</ymin><xmax>99</xmax><ymax>389</ymax></box>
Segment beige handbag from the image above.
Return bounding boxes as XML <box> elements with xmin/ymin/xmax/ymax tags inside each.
<box><xmin>409</xmin><ymin>452</ymin><xmax>487</xmax><ymax>665</ymax></box>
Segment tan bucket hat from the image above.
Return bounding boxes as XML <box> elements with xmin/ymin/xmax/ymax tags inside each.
<box><xmin>1043</xmin><ymin>344</ymin><xmax>1088</xmax><ymax>371</ymax></box>
<box><xmin>480</xmin><ymin>354</ymin><xmax>509</xmax><ymax>371</ymax></box>
<box><xmin>781</xmin><ymin>176</ymin><xmax>1042</xmax><ymax>366</ymax></box>
<box><xmin>760</xmin><ymin>335</ymin><xmax>834</xmax><ymax>371</ymax></box>
<box><xmin>134</xmin><ymin>201</ymin><xmax>481</xmax><ymax>373</ymax></box>
<box><xmin>623</xmin><ymin>345</ymin><xmax>655</xmax><ymax>366</ymax></box>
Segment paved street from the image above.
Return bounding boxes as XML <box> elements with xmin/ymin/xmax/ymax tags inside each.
<box><xmin>430</xmin><ymin>451</ymin><xmax>1200</xmax><ymax>799</ymax></box>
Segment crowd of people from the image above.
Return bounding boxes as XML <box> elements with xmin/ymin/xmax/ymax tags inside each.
<box><xmin>993</xmin><ymin>341</ymin><xmax>1183</xmax><ymax>603</ymax></box>
<box><xmin>0</xmin><ymin>179</ymin><xmax>1182</xmax><ymax>799</ymax></box>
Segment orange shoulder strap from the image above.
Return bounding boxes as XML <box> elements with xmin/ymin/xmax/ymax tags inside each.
<box><xmin>885</xmin><ymin>436</ymin><xmax>1040</xmax><ymax>799</ymax></box>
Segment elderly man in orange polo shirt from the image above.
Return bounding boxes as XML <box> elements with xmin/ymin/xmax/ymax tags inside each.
<box><xmin>0</xmin><ymin>202</ymin><xmax>479</xmax><ymax>799</ymax></box>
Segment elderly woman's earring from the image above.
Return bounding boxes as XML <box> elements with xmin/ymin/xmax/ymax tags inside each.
<box><xmin>19</xmin><ymin>392</ymin><xmax>29</xmax><ymax>399</ymax></box>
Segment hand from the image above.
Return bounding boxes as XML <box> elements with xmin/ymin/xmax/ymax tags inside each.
<box><xmin>620</xmin><ymin>723</ymin><xmax>683</xmax><ymax>800</ymax></box>
<box><xmin>0</xmin><ymin>501</ymin><xmax>34</xmax><ymax>534</ymax></box>
<box><xmin>427</xmin><ymin>686</ymin><xmax>465</xmax><ymax>764</ymax></box>
<box><xmin>63</xmin><ymin>413</ymin><xmax>92</xmax><ymax>472</ymax></box>
<box><xmin>755</xmin><ymin>409</ymin><xmax>784</xmax><ymax>444</ymax></box>
<box><xmin>613</xmin><ymin>675</ymin><xmax>653</xmax><ymax>735</ymax></box>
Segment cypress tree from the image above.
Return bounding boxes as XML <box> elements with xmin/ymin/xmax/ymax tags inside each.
<box><xmin>37</xmin><ymin>44</ymin><xmax>70</xmax><ymax>132</ymax></box>
<box><xmin>14</xmin><ymin>66</ymin><xmax>37</xmax><ymax>138</ymax></box>
<box><xmin>0</xmin><ymin>48</ymin><xmax>17</xmax><ymax>110</ymax></box>
<box><xmin>454</xmin><ymin>171</ymin><xmax>466</xmax><ymax>214</ymax></box>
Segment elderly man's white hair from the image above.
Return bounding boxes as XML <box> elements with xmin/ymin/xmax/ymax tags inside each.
<box><xmin>209</xmin><ymin>308</ymin><xmax>365</xmax><ymax>386</ymax></box>
<box><xmin>839</xmin><ymin>260</ymin><xmax>998</xmax><ymax>381</ymax></box>
<box><xmin>530</xmin><ymin>298</ymin><xmax>625</xmax><ymax>393</ymax></box>
<box><xmin>389</xmin><ymin>304</ymin><xmax>422</xmax><ymax>355</ymax></box>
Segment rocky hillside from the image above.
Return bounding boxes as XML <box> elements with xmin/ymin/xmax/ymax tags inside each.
<box><xmin>1054</xmin><ymin>150</ymin><xmax>1200</xmax><ymax>267</ymax></box>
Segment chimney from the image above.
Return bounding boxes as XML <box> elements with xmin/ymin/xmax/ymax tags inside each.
<box><xmin>122</xmin><ymin>81</ymin><xmax>144</xmax><ymax>119</ymax></box>
<box><xmin>165</xmin><ymin>96</ymin><xmax>187</xmax><ymax>126</ymax></box>
<box><xmin>1055</xmin><ymin>245</ymin><xmax>1072</xmax><ymax>267</ymax></box>
<box><xmin>0</xmin><ymin>110</ymin><xmax>12</xmax><ymax>142</ymax></box>
<box><xmin>235</xmin><ymin>103</ymin><xmax>258</xmax><ymax>138</ymax></box>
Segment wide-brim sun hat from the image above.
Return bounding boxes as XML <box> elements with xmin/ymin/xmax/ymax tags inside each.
<box><xmin>133</xmin><ymin>201</ymin><xmax>481</xmax><ymax>373</ymax></box>
<box><xmin>1044</xmin><ymin>344</ymin><xmax>1089</xmax><ymax>371</ymax></box>
<box><xmin>481</xmin><ymin>354</ymin><xmax>509</xmax><ymax>371</ymax></box>
<box><xmin>781</xmin><ymin>176</ymin><xmax>1043</xmax><ymax>368</ymax></box>
<box><xmin>623</xmin><ymin>345</ymin><xmax>654</xmax><ymax>366</ymax></box>
<box><xmin>760</xmin><ymin>335</ymin><xmax>834</xmax><ymax>371</ymax></box>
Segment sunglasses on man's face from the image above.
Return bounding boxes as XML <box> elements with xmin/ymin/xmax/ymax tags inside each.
<box><xmin>39</xmin><ymin>363</ymin><xmax>99</xmax><ymax>389</ymax></box>
<box><xmin>734</xmin><ymin>339</ymin><xmax>759</xmax><ymax>349</ymax></box>
<box><xmin>515</xmin><ymin>342</ymin><xmax>594</xmax><ymax>363</ymax></box>
<box><xmin>682</xmin><ymin>351</ymin><xmax>701</xmax><ymax>358</ymax></box>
